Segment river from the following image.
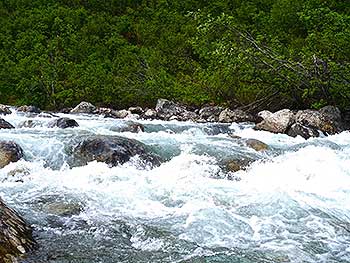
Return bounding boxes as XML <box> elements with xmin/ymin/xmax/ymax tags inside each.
<box><xmin>1</xmin><ymin>109</ymin><xmax>350</xmax><ymax>262</ymax></box>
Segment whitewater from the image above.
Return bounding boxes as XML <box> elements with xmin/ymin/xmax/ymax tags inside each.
<box><xmin>0</xmin><ymin>109</ymin><xmax>350</xmax><ymax>263</ymax></box>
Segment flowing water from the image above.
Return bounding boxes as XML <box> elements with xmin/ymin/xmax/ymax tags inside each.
<box><xmin>1</xmin><ymin>110</ymin><xmax>350</xmax><ymax>263</ymax></box>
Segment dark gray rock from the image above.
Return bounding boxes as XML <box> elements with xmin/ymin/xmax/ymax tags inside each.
<box><xmin>0</xmin><ymin>198</ymin><xmax>37</xmax><ymax>261</ymax></box>
<box><xmin>0</xmin><ymin>105</ymin><xmax>11</xmax><ymax>115</ymax></box>
<box><xmin>73</xmin><ymin>135</ymin><xmax>161</xmax><ymax>167</ymax></box>
<box><xmin>0</xmin><ymin>141</ymin><xmax>24</xmax><ymax>168</ymax></box>
<box><xmin>17</xmin><ymin>105</ymin><xmax>41</xmax><ymax>113</ymax></box>
<box><xmin>295</xmin><ymin>109</ymin><xmax>337</xmax><ymax>134</ymax></box>
<box><xmin>219</xmin><ymin>108</ymin><xmax>259</xmax><ymax>123</ymax></box>
<box><xmin>255</xmin><ymin>109</ymin><xmax>295</xmax><ymax>134</ymax></box>
<box><xmin>0</xmin><ymin>119</ymin><xmax>14</xmax><ymax>129</ymax></box>
<box><xmin>59</xmin><ymin>107</ymin><xmax>73</xmax><ymax>113</ymax></box>
<box><xmin>246</xmin><ymin>139</ymin><xmax>269</xmax><ymax>151</ymax></box>
<box><xmin>18</xmin><ymin>119</ymin><xmax>42</xmax><ymax>128</ymax></box>
<box><xmin>70</xmin><ymin>101</ymin><xmax>96</xmax><ymax>114</ymax></box>
<box><xmin>155</xmin><ymin>99</ymin><xmax>197</xmax><ymax>121</ymax></box>
<box><xmin>128</xmin><ymin>106</ymin><xmax>144</xmax><ymax>115</ymax></box>
<box><xmin>48</xmin><ymin>117</ymin><xmax>79</xmax><ymax>129</ymax></box>
<box><xmin>143</xmin><ymin>109</ymin><xmax>157</xmax><ymax>119</ymax></box>
<box><xmin>287</xmin><ymin>123</ymin><xmax>320</xmax><ymax>139</ymax></box>
<box><xmin>117</xmin><ymin>121</ymin><xmax>145</xmax><ymax>133</ymax></box>
<box><xmin>37</xmin><ymin>112</ymin><xmax>57</xmax><ymax>118</ymax></box>
<box><xmin>199</xmin><ymin>106</ymin><xmax>223</xmax><ymax>122</ymax></box>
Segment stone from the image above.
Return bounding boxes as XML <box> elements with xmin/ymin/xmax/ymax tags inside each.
<box><xmin>0</xmin><ymin>119</ymin><xmax>14</xmax><ymax>129</ymax></box>
<box><xmin>0</xmin><ymin>105</ymin><xmax>12</xmax><ymax>115</ymax></box>
<box><xmin>144</xmin><ymin>109</ymin><xmax>157</xmax><ymax>119</ymax></box>
<box><xmin>17</xmin><ymin>105</ymin><xmax>41</xmax><ymax>113</ymax></box>
<box><xmin>155</xmin><ymin>99</ymin><xmax>196</xmax><ymax>121</ymax></box>
<box><xmin>0</xmin><ymin>198</ymin><xmax>36</xmax><ymax>261</ymax></box>
<box><xmin>287</xmin><ymin>123</ymin><xmax>320</xmax><ymax>139</ymax></box>
<box><xmin>37</xmin><ymin>112</ymin><xmax>57</xmax><ymax>118</ymax></box>
<box><xmin>73</xmin><ymin>135</ymin><xmax>161</xmax><ymax>167</ymax></box>
<box><xmin>255</xmin><ymin>109</ymin><xmax>295</xmax><ymax>134</ymax></box>
<box><xmin>114</xmin><ymin>110</ymin><xmax>130</xmax><ymax>119</ymax></box>
<box><xmin>128</xmin><ymin>106</ymin><xmax>144</xmax><ymax>115</ymax></box>
<box><xmin>257</xmin><ymin>110</ymin><xmax>273</xmax><ymax>120</ymax></box>
<box><xmin>59</xmin><ymin>107</ymin><xmax>73</xmax><ymax>113</ymax></box>
<box><xmin>246</xmin><ymin>139</ymin><xmax>269</xmax><ymax>151</ymax></box>
<box><xmin>70</xmin><ymin>101</ymin><xmax>96</xmax><ymax>114</ymax></box>
<box><xmin>111</xmin><ymin>121</ymin><xmax>145</xmax><ymax>133</ymax></box>
<box><xmin>218</xmin><ymin>108</ymin><xmax>258</xmax><ymax>123</ymax></box>
<box><xmin>199</xmin><ymin>106</ymin><xmax>223</xmax><ymax>122</ymax></box>
<box><xmin>226</xmin><ymin>158</ymin><xmax>253</xmax><ymax>172</ymax></box>
<box><xmin>0</xmin><ymin>142</ymin><xmax>24</xmax><ymax>168</ymax></box>
<box><xmin>295</xmin><ymin>109</ymin><xmax>336</xmax><ymax>134</ymax></box>
<box><xmin>42</xmin><ymin>202</ymin><xmax>83</xmax><ymax>217</ymax></box>
<box><xmin>47</xmin><ymin>117</ymin><xmax>79</xmax><ymax>129</ymax></box>
<box><xmin>17</xmin><ymin>120</ymin><xmax>42</xmax><ymax>128</ymax></box>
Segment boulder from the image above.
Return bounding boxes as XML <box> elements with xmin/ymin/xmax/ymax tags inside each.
<box><xmin>128</xmin><ymin>106</ymin><xmax>144</xmax><ymax>115</ymax></box>
<box><xmin>111</xmin><ymin>121</ymin><xmax>145</xmax><ymax>133</ymax></box>
<box><xmin>17</xmin><ymin>105</ymin><xmax>41</xmax><ymax>113</ymax></box>
<box><xmin>70</xmin><ymin>102</ymin><xmax>96</xmax><ymax>114</ymax></box>
<box><xmin>0</xmin><ymin>119</ymin><xmax>14</xmax><ymax>129</ymax></box>
<box><xmin>114</xmin><ymin>110</ymin><xmax>131</xmax><ymax>119</ymax></box>
<box><xmin>0</xmin><ymin>198</ymin><xmax>37</xmax><ymax>261</ymax></box>
<box><xmin>48</xmin><ymin>117</ymin><xmax>79</xmax><ymax>129</ymax></box>
<box><xmin>219</xmin><ymin>108</ymin><xmax>259</xmax><ymax>123</ymax></box>
<box><xmin>246</xmin><ymin>139</ymin><xmax>269</xmax><ymax>151</ymax></box>
<box><xmin>155</xmin><ymin>99</ymin><xmax>196</xmax><ymax>121</ymax></box>
<box><xmin>319</xmin><ymin>105</ymin><xmax>345</xmax><ymax>132</ymax></box>
<box><xmin>73</xmin><ymin>135</ymin><xmax>161</xmax><ymax>167</ymax></box>
<box><xmin>0</xmin><ymin>141</ymin><xmax>24</xmax><ymax>168</ymax></box>
<box><xmin>287</xmin><ymin>123</ymin><xmax>320</xmax><ymax>139</ymax></box>
<box><xmin>199</xmin><ymin>106</ymin><xmax>223</xmax><ymax>122</ymax></box>
<box><xmin>226</xmin><ymin>158</ymin><xmax>253</xmax><ymax>172</ymax></box>
<box><xmin>143</xmin><ymin>109</ymin><xmax>157</xmax><ymax>119</ymax></box>
<box><xmin>0</xmin><ymin>105</ymin><xmax>11</xmax><ymax>115</ymax></box>
<box><xmin>42</xmin><ymin>202</ymin><xmax>83</xmax><ymax>217</ymax></box>
<box><xmin>18</xmin><ymin>120</ymin><xmax>42</xmax><ymax>128</ymax></box>
<box><xmin>37</xmin><ymin>112</ymin><xmax>57</xmax><ymax>118</ymax></box>
<box><xmin>59</xmin><ymin>107</ymin><xmax>73</xmax><ymax>113</ymax></box>
<box><xmin>295</xmin><ymin>109</ymin><xmax>337</xmax><ymax>134</ymax></box>
<box><xmin>255</xmin><ymin>109</ymin><xmax>295</xmax><ymax>134</ymax></box>
<box><xmin>257</xmin><ymin>110</ymin><xmax>273</xmax><ymax>120</ymax></box>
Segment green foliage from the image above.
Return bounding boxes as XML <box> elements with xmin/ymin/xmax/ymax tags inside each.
<box><xmin>0</xmin><ymin>0</ymin><xmax>349</xmax><ymax>111</ymax></box>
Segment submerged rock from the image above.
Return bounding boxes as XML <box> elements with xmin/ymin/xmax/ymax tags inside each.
<box><xmin>245</xmin><ymin>139</ymin><xmax>269</xmax><ymax>151</ymax></box>
<box><xmin>0</xmin><ymin>198</ymin><xmax>36</xmax><ymax>261</ymax></box>
<box><xmin>17</xmin><ymin>105</ymin><xmax>41</xmax><ymax>113</ymax></box>
<box><xmin>0</xmin><ymin>119</ymin><xmax>14</xmax><ymax>129</ymax></box>
<box><xmin>48</xmin><ymin>117</ymin><xmax>79</xmax><ymax>129</ymax></box>
<box><xmin>42</xmin><ymin>202</ymin><xmax>83</xmax><ymax>217</ymax></box>
<box><xmin>73</xmin><ymin>135</ymin><xmax>161</xmax><ymax>167</ymax></box>
<box><xmin>112</xmin><ymin>121</ymin><xmax>145</xmax><ymax>133</ymax></box>
<box><xmin>18</xmin><ymin>119</ymin><xmax>42</xmax><ymax>128</ymax></box>
<box><xmin>70</xmin><ymin>101</ymin><xmax>96</xmax><ymax>114</ymax></box>
<box><xmin>0</xmin><ymin>105</ymin><xmax>12</xmax><ymax>115</ymax></box>
<box><xmin>226</xmin><ymin>158</ymin><xmax>253</xmax><ymax>172</ymax></box>
<box><xmin>0</xmin><ymin>141</ymin><xmax>24</xmax><ymax>168</ymax></box>
<box><xmin>255</xmin><ymin>109</ymin><xmax>295</xmax><ymax>134</ymax></box>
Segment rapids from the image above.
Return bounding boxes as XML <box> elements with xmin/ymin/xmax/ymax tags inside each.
<box><xmin>0</xmin><ymin>109</ymin><xmax>349</xmax><ymax>263</ymax></box>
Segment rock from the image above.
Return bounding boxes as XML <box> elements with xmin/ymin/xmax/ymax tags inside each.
<box><xmin>42</xmin><ymin>202</ymin><xmax>83</xmax><ymax>217</ymax></box>
<box><xmin>0</xmin><ymin>198</ymin><xmax>37</xmax><ymax>261</ymax></box>
<box><xmin>155</xmin><ymin>99</ymin><xmax>196</xmax><ymax>121</ymax></box>
<box><xmin>111</xmin><ymin>121</ymin><xmax>145</xmax><ymax>133</ymax></box>
<box><xmin>295</xmin><ymin>109</ymin><xmax>337</xmax><ymax>134</ymax></box>
<box><xmin>287</xmin><ymin>123</ymin><xmax>320</xmax><ymax>139</ymax></box>
<box><xmin>319</xmin><ymin>105</ymin><xmax>345</xmax><ymax>132</ymax></box>
<box><xmin>257</xmin><ymin>110</ymin><xmax>273</xmax><ymax>120</ymax></box>
<box><xmin>226</xmin><ymin>158</ymin><xmax>253</xmax><ymax>172</ymax></box>
<box><xmin>70</xmin><ymin>101</ymin><xmax>96</xmax><ymax>114</ymax></box>
<box><xmin>59</xmin><ymin>107</ymin><xmax>73</xmax><ymax>113</ymax></box>
<box><xmin>37</xmin><ymin>112</ymin><xmax>57</xmax><ymax>118</ymax></box>
<box><xmin>128</xmin><ymin>106</ymin><xmax>144</xmax><ymax>115</ymax></box>
<box><xmin>17</xmin><ymin>105</ymin><xmax>41</xmax><ymax>113</ymax></box>
<box><xmin>246</xmin><ymin>139</ymin><xmax>269</xmax><ymax>151</ymax></box>
<box><xmin>0</xmin><ymin>119</ymin><xmax>14</xmax><ymax>129</ymax></box>
<box><xmin>73</xmin><ymin>135</ymin><xmax>161</xmax><ymax>167</ymax></box>
<box><xmin>255</xmin><ymin>109</ymin><xmax>295</xmax><ymax>134</ymax></box>
<box><xmin>97</xmin><ymin>107</ymin><xmax>118</xmax><ymax>118</ymax></box>
<box><xmin>218</xmin><ymin>108</ymin><xmax>258</xmax><ymax>123</ymax></box>
<box><xmin>18</xmin><ymin>120</ymin><xmax>43</xmax><ymax>128</ymax></box>
<box><xmin>48</xmin><ymin>117</ymin><xmax>79</xmax><ymax>129</ymax></box>
<box><xmin>114</xmin><ymin>110</ymin><xmax>131</xmax><ymax>119</ymax></box>
<box><xmin>0</xmin><ymin>142</ymin><xmax>24</xmax><ymax>168</ymax></box>
<box><xmin>143</xmin><ymin>109</ymin><xmax>157</xmax><ymax>119</ymax></box>
<box><xmin>0</xmin><ymin>105</ymin><xmax>11</xmax><ymax>115</ymax></box>
<box><xmin>199</xmin><ymin>106</ymin><xmax>223</xmax><ymax>122</ymax></box>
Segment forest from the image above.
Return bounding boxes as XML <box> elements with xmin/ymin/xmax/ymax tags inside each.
<box><xmin>0</xmin><ymin>0</ymin><xmax>349</xmax><ymax>112</ymax></box>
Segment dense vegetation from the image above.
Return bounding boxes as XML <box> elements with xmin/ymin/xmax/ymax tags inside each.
<box><xmin>0</xmin><ymin>0</ymin><xmax>349</xmax><ymax>111</ymax></box>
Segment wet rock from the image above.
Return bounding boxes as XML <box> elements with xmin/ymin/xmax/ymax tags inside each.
<box><xmin>111</xmin><ymin>121</ymin><xmax>145</xmax><ymax>133</ymax></box>
<box><xmin>199</xmin><ymin>106</ymin><xmax>223</xmax><ymax>122</ymax></box>
<box><xmin>0</xmin><ymin>198</ymin><xmax>37</xmax><ymax>261</ymax></box>
<box><xmin>128</xmin><ymin>106</ymin><xmax>144</xmax><ymax>115</ymax></box>
<box><xmin>155</xmin><ymin>99</ymin><xmax>197</xmax><ymax>121</ymax></box>
<box><xmin>143</xmin><ymin>109</ymin><xmax>157</xmax><ymax>119</ymax></box>
<box><xmin>97</xmin><ymin>107</ymin><xmax>118</xmax><ymax>118</ymax></box>
<box><xmin>114</xmin><ymin>110</ymin><xmax>131</xmax><ymax>119</ymax></box>
<box><xmin>0</xmin><ymin>119</ymin><xmax>14</xmax><ymax>129</ymax></box>
<box><xmin>255</xmin><ymin>109</ymin><xmax>295</xmax><ymax>134</ymax></box>
<box><xmin>246</xmin><ymin>139</ymin><xmax>269</xmax><ymax>151</ymax></box>
<box><xmin>226</xmin><ymin>159</ymin><xmax>253</xmax><ymax>172</ymax></box>
<box><xmin>18</xmin><ymin>120</ymin><xmax>42</xmax><ymax>128</ymax></box>
<box><xmin>59</xmin><ymin>107</ymin><xmax>73</xmax><ymax>113</ymax></box>
<box><xmin>48</xmin><ymin>117</ymin><xmax>79</xmax><ymax>129</ymax></box>
<box><xmin>42</xmin><ymin>202</ymin><xmax>83</xmax><ymax>217</ymax></box>
<box><xmin>73</xmin><ymin>135</ymin><xmax>161</xmax><ymax>167</ymax></box>
<box><xmin>219</xmin><ymin>108</ymin><xmax>258</xmax><ymax>123</ymax></box>
<box><xmin>295</xmin><ymin>109</ymin><xmax>337</xmax><ymax>134</ymax></box>
<box><xmin>37</xmin><ymin>112</ymin><xmax>57</xmax><ymax>118</ymax></box>
<box><xmin>70</xmin><ymin>101</ymin><xmax>96</xmax><ymax>114</ymax></box>
<box><xmin>17</xmin><ymin>105</ymin><xmax>41</xmax><ymax>114</ymax></box>
<box><xmin>257</xmin><ymin>110</ymin><xmax>273</xmax><ymax>120</ymax></box>
<box><xmin>0</xmin><ymin>142</ymin><xmax>23</xmax><ymax>169</ymax></box>
<box><xmin>0</xmin><ymin>105</ymin><xmax>11</xmax><ymax>115</ymax></box>
<box><xmin>287</xmin><ymin>123</ymin><xmax>320</xmax><ymax>139</ymax></box>
<box><xmin>319</xmin><ymin>105</ymin><xmax>345</xmax><ymax>132</ymax></box>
